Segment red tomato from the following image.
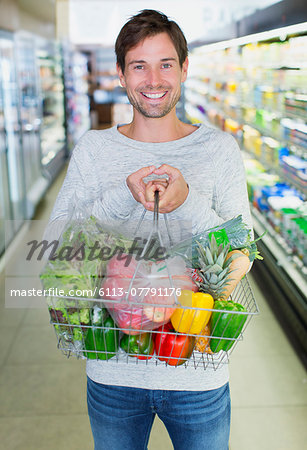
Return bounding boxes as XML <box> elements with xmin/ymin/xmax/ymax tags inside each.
<box><xmin>154</xmin><ymin>322</ymin><xmax>195</xmax><ymax>366</ymax></box>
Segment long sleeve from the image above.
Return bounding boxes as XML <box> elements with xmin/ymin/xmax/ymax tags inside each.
<box><xmin>177</xmin><ymin>132</ymin><xmax>253</xmax><ymax>236</ymax></box>
<box><xmin>48</xmin><ymin>131</ymin><xmax>137</xmax><ymax>226</ymax></box>
<box><xmin>45</xmin><ymin>131</ymin><xmax>138</xmax><ymax>242</ymax></box>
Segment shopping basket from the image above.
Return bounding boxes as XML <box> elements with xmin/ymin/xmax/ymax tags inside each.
<box><xmin>45</xmin><ymin>192</ymin><xmax>259</xmax><ymax>370</ymax></box>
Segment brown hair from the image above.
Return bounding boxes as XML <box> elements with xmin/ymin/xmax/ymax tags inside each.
<box><xmin>115</xmin><ymin>9</ymin><xmax>188</xmax><ymax>73</ymax></box>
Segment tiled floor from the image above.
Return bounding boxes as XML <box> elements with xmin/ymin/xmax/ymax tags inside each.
<box><xmin>0</xmin><ymin>167</ymin><xmax>306</xmax><ymax>450</ymax></box>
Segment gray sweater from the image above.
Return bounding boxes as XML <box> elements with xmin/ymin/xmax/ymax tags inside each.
<box><xmin>48</xmin><ymin>123</ymin><xmax>252</xmax><ymax>391</ymax></box>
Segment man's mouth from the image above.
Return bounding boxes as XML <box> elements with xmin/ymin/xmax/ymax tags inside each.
<box><xmin>141</xmin><ymin>92</ymin><xmax>167</xmax><ymax>99</ymax></box>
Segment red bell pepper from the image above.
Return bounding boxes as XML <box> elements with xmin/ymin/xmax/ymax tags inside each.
<box><xmin>154</xmin><ymin>322</ymin><xmax>195</xmax><ymax>366</ymax></box>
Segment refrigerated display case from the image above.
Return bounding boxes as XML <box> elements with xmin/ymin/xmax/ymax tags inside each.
<box><xmin>0</xmin><ymin>44</ymin><xmax>13</xmax><ymax>255</ymax></box>
<box><xmin>0</xmin><ymin>30</ymin><xmax>26</xmax><ymax>254</ymax></box>
<box><xmin>15</xmin><ymin>31</ymin><xmax>49</xmax><ymax>218</ymax></box>
<box><xmin>184</xmin><ymin>22</ymin><xmax>307</xmax><ymax>364</ymax></box>
<box><xmin>35</xmin><ymin>37</ymin><xmax>66</xmax><ymax>180</ymax></box>
<box><xmin>62</xmin><ymin>44</ymin><xmax>90</xmax><ymax>152</ymax></box>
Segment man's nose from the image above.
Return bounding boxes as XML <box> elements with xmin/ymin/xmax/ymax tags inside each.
<box><xmin>146</xmin><ymin>68</ymin><xmax>162</xmax><ymax>87</ymax></box>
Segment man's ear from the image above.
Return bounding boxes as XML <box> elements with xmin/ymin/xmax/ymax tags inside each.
<box><xmin>116</xmin><ymin>63</ymin><xmax>126</xmax><ymax>88</ymax></box>
<box><xmin>181</xmin><ymin>57</ymin><xmax>189</xmax><ymax>83</ymax></box>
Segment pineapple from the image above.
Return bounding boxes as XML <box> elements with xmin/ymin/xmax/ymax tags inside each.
<box><xmin>195</xmin><ymin>235</ymin><xmax>233</xmax><ymax>300</ymax></box>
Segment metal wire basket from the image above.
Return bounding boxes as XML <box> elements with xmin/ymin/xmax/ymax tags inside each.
<box><xmin>46</xmin><ymin>192</ymin><xmax>259</xmax><ymax>370</ymax></box>
<box><xmin>48</xmin><ymin>275</ymin><xmax>258</xmax><ymax>370</ymax></box>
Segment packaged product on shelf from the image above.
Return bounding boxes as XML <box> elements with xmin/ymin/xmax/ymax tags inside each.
<box><xmin>261</xmin><ymin>136</ymin><xmax>280</xmax><ymax>168</ymax></box>
<box><xmin>280</xmin><ymin>154</ymin><xmax>307</xmax><ymax>191</ymax></box>
<box><xmin>279</xmin><ymin>207</ymin><xmax>307</xmax><ymax>261</ymax></box>
<box><xmin>267</xmin><ymin>192</ymin><xmax>303</xmax><ymax>211</ymax></box>
<box><xmin>262</xmin><ymin>184</ymin><xmax>304</xmax><ymax>231</ymax></box>
<box><xmin>226</xmin><ymin>80</ymin><xmax>237</xmax><ymax>93</ymax></box>
<box><xmin>254</xmin><ymin>182</ymin><xmax>302</xmax><ymax>215</ymax></box>
<box><xmin>242</xmin><ymin>125</ymin><xmax>262</xmax><ymax>156</ymax></box>
<box><xmin>224</xmin><ymin>118</ymin><xmax>241</xmax><ymax>138</ymax></box>
<box><xmin>243</xmin><ymin>154</ymin><xmax>280</xmax><ymax>202</ymax></box>
<box><xmin>291</xmin><ymin>217</ymin><xmax>307</xmax><ymax>264</ymax></box>
<box><xmin>243</xmin><ymin>157</ymin><xmax>266</xmax><ymax>175</ymax></box>
<box><xmin>255</xmin><ymin>109</ymin><xmax>278</xmax><ymax>133</ymax></box>
<box><xmin>241</xmin><ymin>105</ymin><xmax>256</xmax><ymax>124</ymax></box>
<box><xmin>288</xmin><ymin>35</ymin><xmax>307</xmax><ymax>66</ymax></box>
<box><xmin>208</xmin><ymin>108</ymin><xmax>217</xmax><ymax>124</ymax></box>
<box><xmin>224</xmin><ymin>97</ymin><xmax>239</xmax><ymax>121</ymax></box>
<box><xmin>281</xmin><ymin>118</ymin><xmax>307</xmax><ymax>148</ymax></box>
<box><xmin>247</xmin><ymin>173</ymin><xmax>280</xmax><ymax>206</ymax></box>
<box><xmin>215</xmin><ymin>112</ymin><xmax>225</xmax><ymax>130</ymax></box>
<box><xmin>284</xmin><ymin>93</ymin><xmax>307</xmax><ymax>120</ymax></box>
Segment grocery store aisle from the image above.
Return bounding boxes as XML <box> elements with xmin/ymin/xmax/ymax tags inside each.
<box><xmin>0</xmin><ymin>167</ymin><xmax>306</xmax><ymax>450</ymax></box>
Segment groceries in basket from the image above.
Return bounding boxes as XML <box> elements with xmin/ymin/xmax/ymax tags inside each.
<box><xmin>187</xmin><ymin>233</ymin><xmax>253</xmax><ymax>354</ymax></box>
<box><xmin>84</xmin><ymin>308</ymin><xmax>119</xmax><ymax>360</ymax></box>
<box><xmin>101</xmin><ymin>254</ymin><xmax>198</xmax><ymax>334</ymax></box>
<box><xmin>120</xmin><ymin>332</ymin><xmax>155</xmax><ymax>360</ymax></box>
<box><xmin>209</xmin><ymin>300</ymin><xmax>248</xmax><ymax>353</ymax></box>
<box><xmin>42</xmin><ymin>206</ymin><xmax>260</xmax><ymax>365</ymax></box>
<box><xmin>40</xmin><ymin>214</ymin><xmax>133</xmax><ymax>297</ymax></box>
<box><xmin>154</xmin><ymin>322</ymin><xmax>195</xmax><ymax>366</ymax></box>
<box><xmin>171</xmin><ymin>290</ymin><xmax>214</xmax><ymax>334</ymax></box>
<box><xmin>48</xmin><ymin>297</ymin><xmax>91</xmax><ymax>352</ymax></box>
<box><xmin>170</xmin><ymin>214</ymin><xmax>263</xmax><ymax>266</ymax></box>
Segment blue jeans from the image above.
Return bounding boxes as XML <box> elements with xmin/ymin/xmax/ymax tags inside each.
<box><xmin>87</xmin><ymin>377</ymin><xmax>230</xmax><ymax>450</ymax></box>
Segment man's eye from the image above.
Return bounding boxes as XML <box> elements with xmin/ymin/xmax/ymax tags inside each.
<box><xmin>134</xmin><ymin>65</ymin><xmax>144</xmax><ymax>70</ymax></box>
<box><xmin>162</xmin><ymin>63</ymin><xmax>171</xmax><ymax>69</ymax></box>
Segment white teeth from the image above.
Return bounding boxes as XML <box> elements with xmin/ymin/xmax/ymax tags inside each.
<box><xmin>142</xmin><ymin>92</ymin><xmax>166</xmax><ymax>99</ymax></box>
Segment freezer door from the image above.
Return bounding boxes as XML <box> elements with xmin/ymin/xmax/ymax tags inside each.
<box><xmin>36</xmin><ymin>38</ymin><xmax>66</xmax><ymax>178</ymax></box>
<box><xmin>0</xmin><ymin>85</ymin><xmax>13</xmax><ymax>255</ymax></box>
<box><xmin>15</xmin><ymin>32</ymin><xmax>48</xmax><ymax>218</ymax></box>
<box><xmin>0</xmin><ymin>34</ymin><xmax>26</xmax><ymax>228</ymax></box>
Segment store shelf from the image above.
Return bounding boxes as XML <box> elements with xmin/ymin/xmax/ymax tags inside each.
<box><xmin>252</xmin><ymin>210</ymin><xmax>307</xmax><ymax>368</ymax></box>
<box><xmin>62</xmin><ymin>44</ymin><xmax>90</xmax><ymax>152</ymax></box>
<box><xmin>252</xmin><ymin>206</ymin><xmax>307</xmax><ymax>290</ymax></box>
<box><xmin>185</xmin><ymin>25</ymin><xmax>307</xmax><ymax>361</ymax></box>
<box><xmin>36</xmin><ymin>38</ymin><xmax>66</xmax><ymax>178</ymax></box>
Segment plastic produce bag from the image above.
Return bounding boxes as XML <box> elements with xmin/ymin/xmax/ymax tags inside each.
<box><xmin>169</xmin><ymin>214</ymin><xmax>260</xmax><ymax>265</ymax></box>
<box><xmin>101</xmin><ymin>254</ymin><xmax>198</xmax><ymax>334</ymax></box>
<box><xmin>47</xmin><ymin>296</ymin><xmax>92</xmax><ymax>356</ymax></box>
<box><xmin>40</xmin><ymin>194</ymin><xmax>134</xmax><ymax>297</ymax></box>
<box><xmin>41</xmin><ymin>195</ymin><xmax>134</xmax><ymax>351</ymax></box>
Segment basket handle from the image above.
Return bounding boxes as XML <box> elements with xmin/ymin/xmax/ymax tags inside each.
<box><xmin>154</xmin><ymin>189</ymin><xmax>174</xmax><ymax>247</ymax></box>
<box><xmin>154</xmin><ymin>189</ymin><xmax>159</xmax><ymax>231</ymax></box>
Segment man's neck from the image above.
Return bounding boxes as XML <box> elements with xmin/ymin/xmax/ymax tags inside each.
<box><xmin>118</xmin><ymin>110</ymin><xmax>196</xmax><ymax>143</ymax></box>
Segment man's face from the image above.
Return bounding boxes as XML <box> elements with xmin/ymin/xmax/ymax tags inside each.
<box><xmin>117</xmin><ymin>32</ymin><xmax>188</xmax><ymax>119</ymax></box>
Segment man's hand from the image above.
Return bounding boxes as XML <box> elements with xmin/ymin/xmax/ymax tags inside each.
<box><xmin>144</xmin><ymin>179</ymin><xmax>169</xmax><ymax>202</ymax></box>
<box><xmin>126</xmin><ymin>166</ymin><xmax>156</xmax><ymax>202</ymax></box>
<box><xmin>140</xmin><ymin>165</ymin><xmax>189</xmax><ymax>213</ymax></box>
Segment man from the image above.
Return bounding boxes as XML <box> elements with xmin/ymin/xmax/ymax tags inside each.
<box><xmin>48</xmin><ymin>9</ymin><xmax>252</xmax><ymax>450</ymax></box>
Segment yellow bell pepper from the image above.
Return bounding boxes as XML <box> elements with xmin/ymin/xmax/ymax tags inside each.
<box><xmin>171</xmin><ymin>290</ymin><xmax>214</xmax><ymax>334</ymax></box>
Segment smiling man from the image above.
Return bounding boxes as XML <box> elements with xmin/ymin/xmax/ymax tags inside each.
<box><xmin>47</xmin><ymin>9</ymin><xmax>253</xmax><ymax>450</ymax></box>
<box><xmin>117</xmin><ymin>33</ymin><xmax>188</xmax><ymax>121</ymax></box>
